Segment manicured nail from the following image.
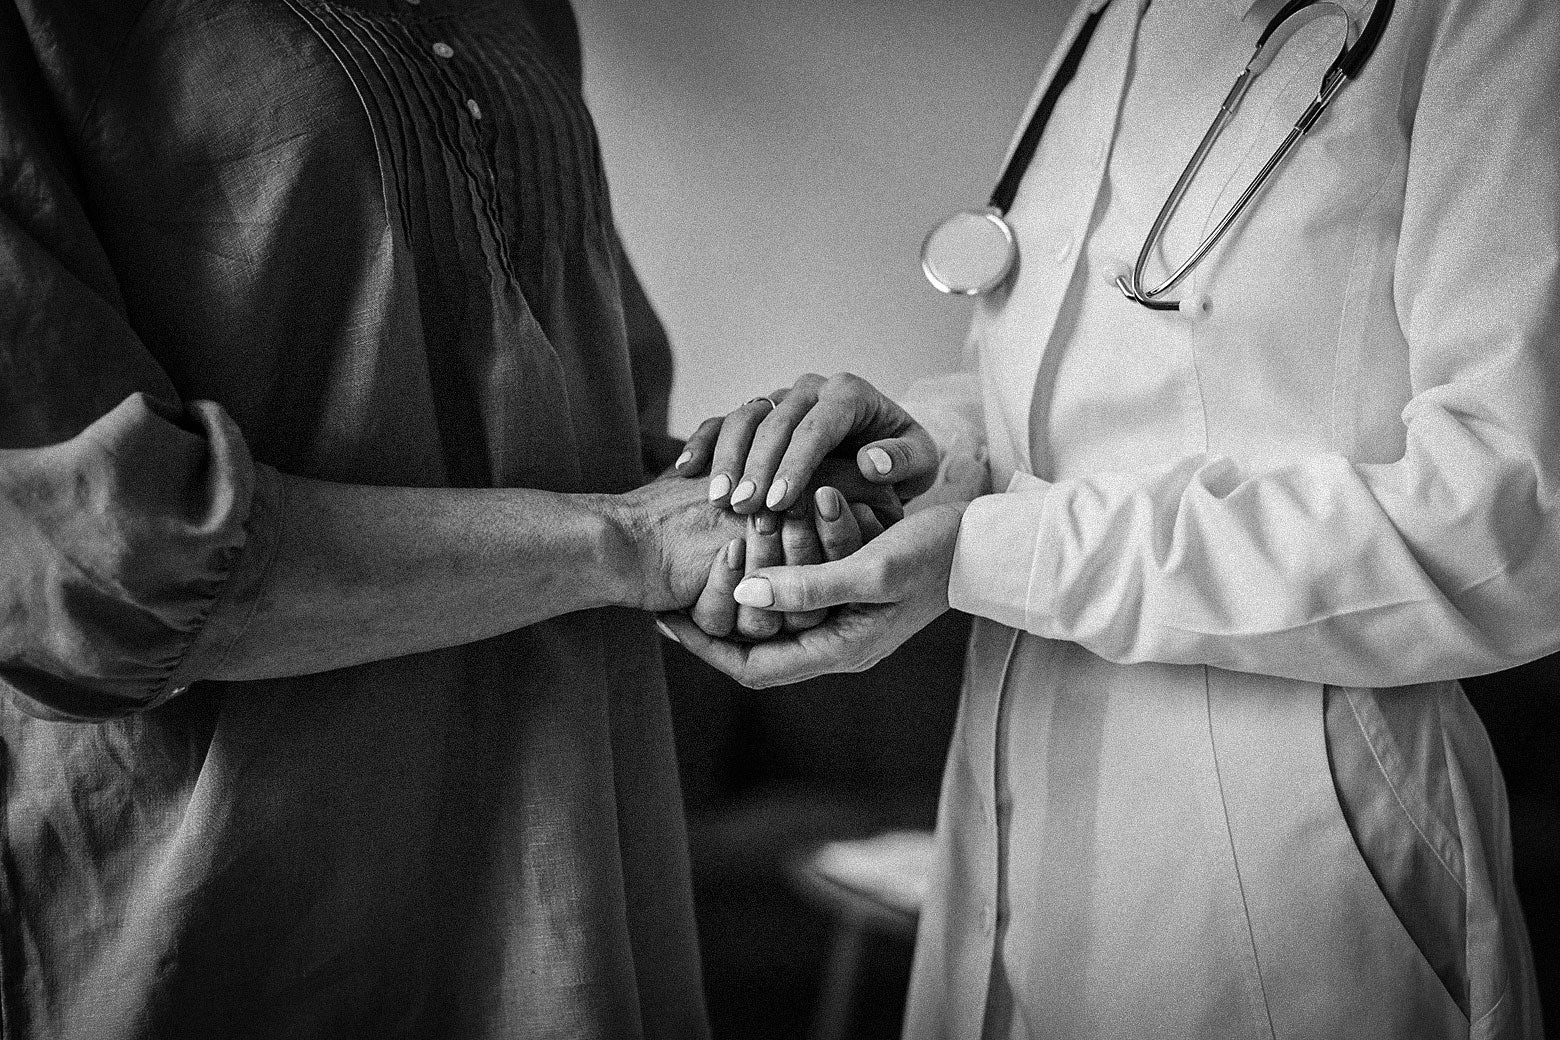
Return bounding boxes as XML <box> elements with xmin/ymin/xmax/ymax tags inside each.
<box><xmin>754</xmin><ymin>512</ymin><xmax>779</xmax><ymax>536</ymax></box>
<box><xmin>815</xmin><ymin>486</ymin><xmax>841</xmax><ymax>521</ymax></box>
<box><xmin>734</xmin><ymin>577</ymin><xmax>774</xmax><ymax>608</ymax></box>
<box><xmin>675</xmin><ymin>449</ymin><xmax>694</xmax><ymax>470</ymax></box>
<box><xmin>866</xmin><ymin>446</ymin><xmax>893</xmax><ymax>475</ymax></box>
<box><xmin>725</xmin><ymin>538</ymin><xmax>745</xmax><ymax>569</ymax></box>
<box><xmin>655</xmin><ymin>619</ymin><xmax>680</xmax><ymax>644</ymax></box>
<box><xmin>708</xmin><ymin>474</ymin><xmax>732</xmax><ymax>502</ymax></box>
<box><xmin>730</xmin><ymin>479</ymin><xmax>756</xmax><ymax>506</ymax></box>
<box><xmin>765</xmin><ymin>478</ymin><xmax>789</xmax><ymax>509</ymax></box>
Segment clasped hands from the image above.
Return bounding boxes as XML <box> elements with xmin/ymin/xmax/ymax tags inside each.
<box><xmin>655</xmin><ymin>373</ymin><xmax>969</xmax><ymax>689</ymax></box>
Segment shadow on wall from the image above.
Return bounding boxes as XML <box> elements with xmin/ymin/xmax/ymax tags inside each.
<box><xmin>575</xmin><ymin>0</ymin><xmax>1075</xmax><ymax>435</ymax></box>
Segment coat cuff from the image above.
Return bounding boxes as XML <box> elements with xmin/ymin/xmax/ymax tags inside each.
<box><xmin>948</xmin><ymin>472</ymin><xmax>1057</xmax><ymax>633</ymax></box>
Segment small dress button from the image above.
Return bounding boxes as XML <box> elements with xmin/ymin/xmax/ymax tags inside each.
<box><xmin>432</xmin><ymin>41</ymin><xmax>454</xmax><ymax>59</ymax></box>
<box><xmin>465</xmin><ymin>98</ymin><xmax>483</xmax><ymax>120</ymax></box>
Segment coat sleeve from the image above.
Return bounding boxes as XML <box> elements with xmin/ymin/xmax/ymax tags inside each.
<box><xmin>0</xmin><ymin>3</ymin><xmax>281</xmax><ymax>722</ymax></box>
<box><xmin>947</xmin><ymin>0</ymin><xmax>1560</xmax><ymax>687</ymax></box>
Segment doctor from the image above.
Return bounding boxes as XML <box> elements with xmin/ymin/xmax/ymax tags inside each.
<box><xmin>662</xmin><ymin>0</ymin><xmax>1557</xmax><ymax>1035</ymax></box>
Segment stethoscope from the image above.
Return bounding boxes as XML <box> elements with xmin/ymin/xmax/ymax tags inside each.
<box><xmin>920</xmin><ymin>0</ymin><xmax>1394</xmax><ymax>313</ymax></box>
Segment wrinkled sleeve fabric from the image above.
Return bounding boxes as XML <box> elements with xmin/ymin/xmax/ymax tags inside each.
<box><xmin>948</xmin><ymin>0</ymin><xmax>1560</xmax><ymax>688</ymax></box>
<box><xmin>0</xmin><ymin>5</ymin><xmax>280</xmax><ymax>722</ymax></box>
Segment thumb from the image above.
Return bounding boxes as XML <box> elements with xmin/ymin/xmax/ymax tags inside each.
<box><xmin>856</xmin><ymin>426</ymin><xmax>938</xmax><ymax>494</ymax></box>
<box><xmin>732</xmin><ymin>555</ymin><xmax>888</xmax><ymax>613</ymax></box>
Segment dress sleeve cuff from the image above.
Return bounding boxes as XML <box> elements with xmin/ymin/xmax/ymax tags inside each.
<box><xmin>159</xmin><ymin>457</ymin><xmax>285</xmax><ymax>702</ymax></box>
<box><xmin>948</xmin><ymin>472</ymin><xmax>1059</xmax><ymax>633</ymax></box>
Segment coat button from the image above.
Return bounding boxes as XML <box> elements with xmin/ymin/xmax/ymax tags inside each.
<box><xmin>432</xmin><ymin>41</ymin><xmax>454</xmax><ymax>59</ymax></box>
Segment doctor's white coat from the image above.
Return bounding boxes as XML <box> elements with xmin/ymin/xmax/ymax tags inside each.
<box><xmin>901</xmin><ymin>0</ymin><xmax>1557</xmax><ymax>1035</ymax></box>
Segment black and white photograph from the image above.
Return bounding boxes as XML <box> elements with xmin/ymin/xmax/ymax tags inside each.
<box><xmin>0</xmin><ymin>0</ymin><xmax>1555</xmax><ymax>1037</ymax></box>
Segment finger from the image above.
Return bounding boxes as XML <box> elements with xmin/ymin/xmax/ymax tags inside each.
<box><xmin>739</xmin><ymin>382</ymin><xmax>824</xmax><ymax>514</ymax></box>
<box><xmin>856</xmin><ymin>427</ymin><xmax>940</xmax><ymax>498</ymax></box>
<box><xmin>736</xmin><ymin>511</ymin><xmax>785</xmax><ymax>640</ymax></box>
<box><xmin>813</xmin><ymin>486</ymin><xmax>864</xmax><ymax>562</ymax></box>
<box><xmin>690</xmin><ymin>538</ymin><xmax>745</xmax><ymax>637</ymax></box>
<box><xmin>851</xmin><ymin>503</ymin><xmax>886</xmax><ymax>542</ymax></box>
<box><xmin>765</xmin><ymin>393</ymin><xmax>872</xmax><ymax>514</ymax></box>
<box><xmin>780</xmin><ymin>504</ymin><xmax>828</xmax><ymax>631</ymax></box>
<box><xmin>809</xmin><ymin>458</ymin><xmax>903</xmax><ymax>522</ymax></box>
<box><xmin>675</xmin><ymin>416</ymin><xmax>724</xmax><ymax>477</ymax></box>
<box><xmin>707</xmin><ymin>394</ymin><xmax>784</xmax><ymax>506</ymax></box>
<box><xmin>732</xmin><ymin>552</ymin><xmax>894</xmax><ymax>615</ymax></box>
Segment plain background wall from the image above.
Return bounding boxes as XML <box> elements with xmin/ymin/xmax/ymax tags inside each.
<box><xmin>573</xmin><ymin>0</ymin><xmax>1074</xmax><ymax>436</ymax></box>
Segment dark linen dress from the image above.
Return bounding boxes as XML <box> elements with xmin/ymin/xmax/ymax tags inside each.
<box><xmin>0</xmin><ymin>1</ymin><xmax>707</xmax><ymax>1036</ymax></box>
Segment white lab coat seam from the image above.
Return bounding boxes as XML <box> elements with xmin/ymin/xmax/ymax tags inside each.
<box><xmin>1204</xmin><ymin>669</ymin><xmax>1280</xmax><ymax>1040</ymax></box>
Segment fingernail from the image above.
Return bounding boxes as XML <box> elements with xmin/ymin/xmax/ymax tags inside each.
<box><xmin>866</xmin><ymin>446</ymin><xmax>893</xmax><ymax>475</ymax></box>
<box><xmin>815</xmin><ymin>486</ymin><xmax>841</xmax><ymax>521</ymax></box>
<box><xmin>765</xmin><ymin>478</ymin><xmax>789</xmax><ymax>510</ymax></box>
<box><xmin>754</xmin><ymin>512</ymin><xmax>779</xmax><ymax>536</ymax></box>
<box><xmin>675</xmin><ymin>449</ymin><xmax>694</xmax><ymax>470</ymax></box>
<box><xmin>730</xmin><ymin>479</ymin><xmax>756</xmax><ymax>506</ymax></box>
<box><xmin>708</xmin><ymin>474</ymin><xmax>731</xmax><ymax>502</ymax></box>
<box><xmin>725</xmin><ymin>538</ymin><xmax>745</xmax><ymax>569</ymax></box>
<box><xmin>655</xmin><ymin>619</ymin><xmax>680</xmax><ymax>644</ymax></box>
<box><xmin>734</xmin><ymin>577</ymin><xmax>774</xmax><ymax>608</ymax></box>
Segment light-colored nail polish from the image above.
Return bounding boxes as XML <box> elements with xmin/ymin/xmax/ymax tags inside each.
<box><xmin>675</xmin><ymin>449</ymin><xmax>694</xmax><ymax>470</ymax></box>
<box><xmin>815</xmin><ymin>486</ymin><xmax>841</xmax><ymax>521</ymax></box>
<box><xmin>734</xmin><ymin>578</ymin><xmax>774</xmax><ymax>608</ymax></box>
<box><xmin>725</xmin><ymin>538</ymin><xmax>744</xmax><ymax>569</ymax></box>
<box><xmin>765</xmin><ymin>478</ymin><xmax>789</xmax><ymax>509</ymax></box>
<box><xmin>754</xmin><ymin>512</ymin><xmax>780</xmax><ymax>535</ymax></box>
<box><xmin>708</xmin><ymin>474</ymin><xmax>732</xmax><ymax>502</ymax></box>
<box><xmin>866</xmin><ymin>446</ymin><xmax>893</xmax><ymax>475</ymax></box>
<box><xmin>730</xmin><ymin>479</ymin><xmax>757</xmax><ymax>505</ymax></box>
<box><xmin>655</xmin><ymin>619</ymin><xmax>681</xmax><ymax>644</ymax></box>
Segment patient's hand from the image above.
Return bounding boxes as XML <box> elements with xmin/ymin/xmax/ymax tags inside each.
<box><xmin>675</xmin><ymin>373</ymin><xmax>940</xmax><ymax>519</ymax></box>
<box><xmin>681</xmin><ymin>486</ymin><xmax>883</xmax><ymax>639</ymax></box>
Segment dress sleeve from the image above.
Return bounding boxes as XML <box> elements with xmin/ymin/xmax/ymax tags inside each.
<box><xmin>0</xmin><ymin>5</ymin><xmax>281</xmax><ymax>721</ymax></box>
<box><xmin>948</xmin><ymin>0</ymin><xmax>1560</xmax><ymax>687</ymax></box>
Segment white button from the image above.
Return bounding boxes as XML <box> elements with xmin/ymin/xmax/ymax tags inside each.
<box><xmin>1053</xmin><ymin>234</ymin><xmax>1074</xmax><ymax>263</ymax></box>
<box><xmin>432</xmin><ymin>41</ymin><xmax>454</xmax><ymax>59</ymax></box>
<box><xmin>465</xmin><ymin>98</ymin><xmax>483</xmax><ymax>120</ymax></box>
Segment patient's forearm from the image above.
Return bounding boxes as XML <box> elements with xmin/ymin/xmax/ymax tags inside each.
<box><xmin>213</xmin><ymin>475</ymin><xmax>642</xmax><ymax>681</ymax></box>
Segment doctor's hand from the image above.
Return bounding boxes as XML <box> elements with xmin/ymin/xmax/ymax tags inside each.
<box><xmin>675</xmin><ymin>373</ymin><xmax>939</xmax><ymax>518</ymax></box>
<box><xmin>658</xmin><ymin>502</ymin><xmax>967</xmax><ymax>688</ymax></box>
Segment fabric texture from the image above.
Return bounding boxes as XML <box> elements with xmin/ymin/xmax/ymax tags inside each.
<box><xmin>0</xmin><ymin>1</ymin><xmax>706</xmax><ymax>1037</ymax></box>
<box><xmin>904</xmin><ymin>0</ymin><xmax>1555</xmax><ymax>1035</ymax></box>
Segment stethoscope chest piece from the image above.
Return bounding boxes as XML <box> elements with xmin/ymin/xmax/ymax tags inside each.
<box><xmin>921</xmin><ymin>207</ymin><xmax>1018</xmax><ymax>296</ymax></box>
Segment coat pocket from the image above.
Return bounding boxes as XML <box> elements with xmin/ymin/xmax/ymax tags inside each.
<box><xmin>1207</xmin><ymin>670</ymin><xmax>1469</xmax><ymax>1039</ymax></box>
